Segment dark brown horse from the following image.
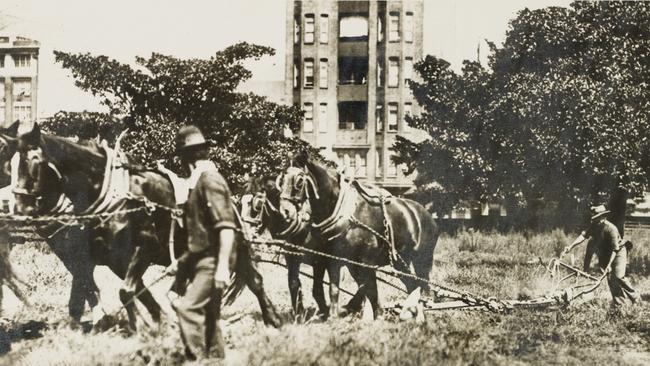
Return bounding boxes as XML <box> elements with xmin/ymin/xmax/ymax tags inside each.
<box><xmin>252</xmin><ymin>178</ymin><xmax>344</xmax><ymax>317</ymax></box>
<box><xmin>1</xmin><ymin>121</ymin><xmax>104</xmax><ymax>327</ymax></box>
<box><xmin>13</xmin><ymin>123</ymin><xmax>282</xmax><ymax>330</ymax></box>
<box><xmin>278</xmin><ymin>152</ymin><xmax>439</xmax><ymax>318</ymax></box>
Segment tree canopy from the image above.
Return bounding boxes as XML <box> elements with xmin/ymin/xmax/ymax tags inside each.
<box><xmin>394</xmin><ymin>1</ymin><xmax>650</xmax><ymax>226</ymax></box>
<box><xmin>51</xmin><ymin>43</ymin><xmax>313</xmax><ymax>192</ymax></box>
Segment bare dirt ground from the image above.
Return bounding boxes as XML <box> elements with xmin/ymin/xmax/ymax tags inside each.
<box><xmin>1</xmin><ymin>228</ymin><xmax>650</xmax><ymax>365</ymax></box>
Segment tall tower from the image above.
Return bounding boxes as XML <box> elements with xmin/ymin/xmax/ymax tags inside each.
<box><xmin>285</xmin><ymin>0</ymin><xmax>424</xmax><ymax>194</ymax></box>
<box><xmin>0</xmin><ymin>35</ymin><xmax>39</xmax><ymax>130</ymax></box>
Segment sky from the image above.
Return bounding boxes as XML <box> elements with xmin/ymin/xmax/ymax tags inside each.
<box><xmin>1</xmin><ymin>0</ymin><xmax>570</xmax><ymax>118</ymax></box>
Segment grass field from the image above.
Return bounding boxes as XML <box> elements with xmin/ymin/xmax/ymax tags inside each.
<box><xmin>2</xmin><ymin>228</ymin><xmax>650</xmax><ymax>365</ymax></box>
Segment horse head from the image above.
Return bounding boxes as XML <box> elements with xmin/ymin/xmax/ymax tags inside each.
<box><xmin>14</xmin><ymin>123</ymin><xmax>66</xmax><ymax>215</ymax></box>
<box><xmin>251</xmin><ymin>173</ymin><xmax>311</xmax><ymax>239</ymax></box>
<box><xmin>277</xmin><ymin>165</ymin><xmax>317</xmax><ymax>222</ymax></box>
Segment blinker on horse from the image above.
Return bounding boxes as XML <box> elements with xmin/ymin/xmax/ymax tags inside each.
<box><xmin>278</xmin><ymin>151</ymin><xmax>440</xmax><ymax>319</ymax></box>
<box><xmin>14</xmin><ymin>123</ymin><xmax>282</xmax><ymax>330</ymax></box>
<box><xmin>252</xmin><ymin>179</ymin><xmax>340</xmax><ymax>318</ymax></box>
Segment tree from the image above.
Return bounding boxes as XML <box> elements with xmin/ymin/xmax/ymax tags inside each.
<box><xmin>394</xmin><ymin>1</ymin><xmax>650</xmax><ymax>228</ymax></box>
<box><xmin>53</xmin><ymin>43</ymin><xmax>314</xmax><ymax>192</ymax></box>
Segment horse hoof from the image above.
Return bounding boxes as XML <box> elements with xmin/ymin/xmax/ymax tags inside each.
<box><xmin>267</xmin><ymin>315</ymin><xmax>283</xmax><ymax>329</ymax></box>
<box><xmin>91</xmin><ymin>314</ymin><xmax>119</xmax><ymax>334</ymax></box>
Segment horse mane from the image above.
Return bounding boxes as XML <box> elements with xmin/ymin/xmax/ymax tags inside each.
<box><xmin>41</xmin><ymin>134</ymin><xmax>106</xmax><ymax>177</ymax></box>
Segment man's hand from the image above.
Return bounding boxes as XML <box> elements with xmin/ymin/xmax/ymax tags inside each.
<box><xmin>164</xmin><ymin>261</ymin><xmax>179</xmax><ymax>276</ymax></box>
<box><xmin>560</xmin><ymin>246</ymin><xmax>571</xmax><ymax>259</ymax></box>
<box><xmin>214</xmin><ymin>268</ymin><xmax>231</xmax><ymax>290</ymax></box>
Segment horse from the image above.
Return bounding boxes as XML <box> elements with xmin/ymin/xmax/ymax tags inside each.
<box><xmin>278</xmin><ymin>151</ymin><xmax>439</xmax><ymax>318</ymax></box>
<box><xmin>251</xmin><ymin>176</ymin><xmax>345</xmax><ymax>318</ymax></box>
<box><xmin>1</xmin><ymin>121</ymin><xmax>106</xmax><ymax>328</ymax></box>
<box><xmin>13</xmin><ymin>123</ymin><xmax>282</xmax><ymax>330</ymax></box>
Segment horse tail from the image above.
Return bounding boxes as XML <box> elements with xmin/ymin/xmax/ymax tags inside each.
<box><xmin>223</xmin><ymin>240</ymin><xmax>252</xmax><ymax>306</ymax></box>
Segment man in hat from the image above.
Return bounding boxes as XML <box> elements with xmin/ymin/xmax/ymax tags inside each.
<box><xmin>562</xmin><ymin>205</ymin><xmax>639</xmax><ymax>307</ymax></box>
<box><xmin>168</xmin><ymin>125</ymin><xmax>237</xmax><ymax>360</ymax></box>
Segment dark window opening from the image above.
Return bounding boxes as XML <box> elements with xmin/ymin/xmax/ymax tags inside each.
<box><xmin>338</xmin><ymin>101</ymin><xmax>367</xmax><ymax>130</ymax></box>
<box><xmin>338</xmin><ymin>57</ymin><xmax>368</xmax><ymax>85</ymax></box>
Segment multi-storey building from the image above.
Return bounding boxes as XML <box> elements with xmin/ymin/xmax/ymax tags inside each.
<box><xmin>285</xmin><ymin>0</ymin><xmax>424</xmax><ymax>194</ymax></box>
<box><xmin>0</xmin><ymin>35</ymin><xmax>39</xmax><ymax>129</ymax></box>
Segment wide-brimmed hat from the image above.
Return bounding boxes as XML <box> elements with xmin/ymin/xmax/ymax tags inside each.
<box><xmin>590</xmin><ymin>205</ymin><xmax>610</xmax><ymax>220</ymax></box>
<box><xmin>175</xmin><ymin>125</ymin><xmax>207</xmax><ymax>153</ymax></box>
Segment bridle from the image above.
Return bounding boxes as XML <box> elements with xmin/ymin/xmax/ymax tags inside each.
<box><xmin>277</xmin><ymin>166</ymin><xmax>319</xmax><ymax>206</ymax></box>
<box><xmin>259</xmin><ymin>186</ymin><xmax>311</xmax><ymax>239</ymax></box>
<box><xmin>13</xmin><ymin>147</ymin><xmax>65</xmax><ymax>213</ymax></box>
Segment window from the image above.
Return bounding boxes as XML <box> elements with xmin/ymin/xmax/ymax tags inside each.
<box><xmin>389</xmin><ymin>12</ymin><xmax>400</xmax><ymax>41</ymax></box>
<box><xmin>387</xmin><ymin>154</ymin><xmax>397</xmax><ymax>177</ymax></box>
<box><xmin>377</xmin><ymin>15</ymin><xmax>384</xmax><ymax>43</ymax></box>
<box><xmin>377</xmin><ymin>59</ymin><xmax>384</xmax><ymax>87</ymax></box>
<box><xmin>294</xmin><ymin>17</ymin><xmax>300</xmax><ymax>44</ymax></box>
<box><xmin>304</xmin><ymin>59</ymin><xmax>314</xmax><ymax>88</ymax></box>
<box><xmin>304</xmin><ymin>14</ymin><xmax>315</xmax><ymax>44</ymax></box>
<box><xmin>388</xmin><ymin>57</ymin><xmax>399</xmax><ymax>87</ymax></box>
<box><xmin>405</xmin><ymin>12</ymin><xmax>414</xmax><ymax>43</ymax></box>
<box><xmin>320</xmin><ymin>14</ymin><xmax>329</xmax><ymax>43</ymax></box>
<box><xmin>376</xmin><ymin>104</ymin><xmax>384</xmax><ymax>133</ymax></box>
<box><xmin>13</xmin><ymin>79</ymin><xmax>31</xmax><ymax>98</ymax></box>
<box><xmin>338</xmin><ymin>101</ymin><xmax>367</xmax><ymax>130</ymax></box>
<box><xmin>319</xmin><ymin>103</ymin><xmax>328</xmax><ymax>133</ymax></box>
<box><xmin>319</xmin><ymin>58</ymin><xmax>328</xmax><ymax>88</ymax></box>
<box><xmin>404</xmin><ymin>102</ymin><xmax>412</xmax><ymax>132</ymax></box>
<box><xmin>338</xmin><ymin>57</ymin><xmax>368</xmax><ymax>85</ymax></box>
<box><xmin>404</xmin><ymin>57</ymin><xmax>413</xmax><ymax>83</ymax></box>
<box><xmin>339</xmin><ymin>14</ymin><xmax>368</xmax><ymax>41</ymax></box>
<box><xmin>13</xmin><ymin>105</ymin><xmax>30</xmax><ymax>122</ymax></box>
<box><xmin>0</xmin><ymin>55</ymin><xmax>4</xmax><ymax>68</ymax></box>
<box><xmin>293</xmin><ymin>63</ymin><xmax>299</xmax><ymax>89</ymax></box>
<box><xmin>356</xmin><ymin>152</ymin><xmax>367</xmax><ymax>177</ymax></box>
<box><xmin>303</xmin><ymin>103</ymin><xmax>314</xmax><ymax>132</ymax></box>
<box><xmin>337</xmin><ymin>152</ymin><xmax>352</xmax><ymax>176</ymax></box>
<box><xmin>336</xmin><ymin>150</ymin><xmax>367</xmax><ymax>177</ymax></box>
<box><xmin>388</xmin><ymin>103</ymin><xmax>398</xmax><ymax>131</ymax></box>
<box><xmin>13</xmin><ymin>54</ymin><xmax>30</xmax><ymax>68</ymax></box>
<box><xmin>376</xmin><ymin>149</ymin><xmax>383</xmax><ymax>177</ymax></box>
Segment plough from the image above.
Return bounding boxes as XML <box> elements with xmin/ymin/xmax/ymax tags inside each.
<box><xmin>250</xmin><ymin>236</ymin><xmax>608</xmax><ymax>318</ymax></box>
<box><xmin>387</xmin><ymin>256</ymin><xmax>607</xmax><ymax>318</ymax></box>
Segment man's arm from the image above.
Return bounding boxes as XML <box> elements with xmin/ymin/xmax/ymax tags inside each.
<box><xmin>201</xmin><ymin>172</ymin><xmax>238</xmax><ymax>289</ymax></box>
<box><xmin>214</xmin><ymin>228</ymin><xmax>235</xmax><ymax>289</ymax></box>
<box><xmin>561</xmin><ymin>231</ymin><xmax>588</xmax><ymax>258</ymax></box>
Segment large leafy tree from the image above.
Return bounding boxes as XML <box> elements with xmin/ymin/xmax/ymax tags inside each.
<box><xmin>52</xmin><ymin>43</ymin><xmax>312</xmax><ymax>191</ymax></box>
<box><xmin>395</xmin><ymin>1</ymin><xmax>650</xmax><ymax>228</ymax></box>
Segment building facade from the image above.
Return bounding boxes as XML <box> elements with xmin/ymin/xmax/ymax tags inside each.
<box><xmin>285</xmin><ymin>0</ymin><xmax>424</xmax><ymax>193</ymax></box>
<box><xmin>0</xmin><ymin>35</ymin><xmax>39</xmax><ymax>129</ymax></box>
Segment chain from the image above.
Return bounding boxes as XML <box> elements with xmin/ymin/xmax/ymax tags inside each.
<box><xmin>249</xmin><ymin>236</ymin><xmax>509</xmax><ymax>312</ymax></box>
<box><xmin>0</xmin><ymin>196</ymin><xmax>182</xmax><ymax>228</ymax></box>
<box><xmin>348</xmin><ymin>215</ymin><xmax>410</xmax><ymax>270</ymax></box>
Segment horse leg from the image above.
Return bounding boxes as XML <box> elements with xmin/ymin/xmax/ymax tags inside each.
<box><xmin>285</xmin><ymin>254</ymin><xmax>304</xmax><ymax>315</ymax></box>
<box><xmin>340</xmin><ymin>265</ymin><xmax>368</xmax><ymax>316</ymax></box>
<box><xmin>241</xmin><ymin>253</ymin><xmax>282</xmax><ymax>328</ymax></box>
<box><xmin>408</xmin><ymin>234</ymin><xmax>438</xmax><ymax>298</ymax></box>
<box><xmin>326</xmin><ymin>261</ymin><xmax>341</xmax><ymax>319</ymax></box>
<box><xmin>119</xmin><ymin>245</ymin><xmax>161</xmax><ymax>330</ymax></box>
<box><xmin>311</xmin><ymin>260</ymin><xmax>328</xmax><ymax>317</ymax></box>
<box><xmin>47</xmin><ymin>231</ymin><xmax>105</xmax><ymax>329</ymax></box>
<box><xmin>359</xmin><ymin>268</ymin><xmax>381</xmax><ymax>319</ymax></box>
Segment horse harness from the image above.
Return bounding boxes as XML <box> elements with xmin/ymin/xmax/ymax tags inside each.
<box><xmin>285</xmin><ymin>169</ymin><xmax>402</xmax><ymax>267</ymax></box>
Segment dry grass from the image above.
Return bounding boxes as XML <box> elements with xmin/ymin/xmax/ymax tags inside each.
<box><xmin>1</xmin><ymin>227</ymin><xmax>650</xmax><ymax>365</ymax></box>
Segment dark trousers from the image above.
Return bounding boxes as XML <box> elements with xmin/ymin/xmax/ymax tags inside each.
<box><xmin>172</xmin><ymin>256</ymin><xmax>224</xmax><ymax>359</ymax></box>
<box><xmin>602</xmin><ymin>246</ymin><xmax>640</xmax><ymax>307</ymax></box>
